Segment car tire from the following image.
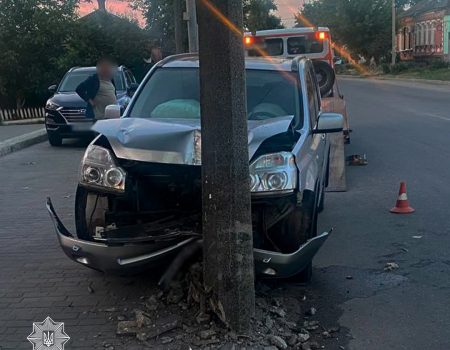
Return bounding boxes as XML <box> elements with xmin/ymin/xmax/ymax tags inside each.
<box><xmin>313</xmin><ymin>61</ymin><xmax>336</xmax><ymax>97</ymax></box>
<box><xmin>47</xmin><ymin>131</ymin><xmax>62</xmax><ymax>147</ymax></box>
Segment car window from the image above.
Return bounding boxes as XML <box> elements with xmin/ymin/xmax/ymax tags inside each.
<box><xmin>287</xmin><ymin>36</ymin><xmax>324</xmax><ymax>55</ymax></box>
<box><xmin>124</xmin><ymin>70</ymin><xmax>136</xmax><ymax>86</ymax></box>
<box><xmin>126</xmin><ymin>70</ymin><xmax>137</xmax><ymax>84</ymax></box>
<box><xmin>58</xmin><ymin>70</ymin><xmax>124</xmax><ymax>92</ymax></box>
<box><xmin>247</xmin><ymin>38</ymin><xmax>284</xmax><ymax>56</ymax></box>
<box><xmin>128</xmin><ymin>67</ymin><xmax>302</xmax><ymax>127</ymax></box>
<box><xmin>306</xmin><ymin>69</ymin><xmax>319</xmax><ymax>127</ymax></box>
<box><xmin>264</xmin><ymin>38</ymin><xmax>284</xmax><ymax>56</ymax></box>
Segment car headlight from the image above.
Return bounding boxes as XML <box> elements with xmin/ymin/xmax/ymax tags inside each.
<box><xmin>46</xmin><ymin>101</ymin><xmax>61</xmax><ymax>111</ymax></box>
<box><xmin>249</xmin><ymin>152</ymin><xmax>297</xmax><ymax>193</ymax></box>
<box><xmin>80</xmin><ymin>145</ymin><xmax>126</xmax><ymax>192</ymax></box>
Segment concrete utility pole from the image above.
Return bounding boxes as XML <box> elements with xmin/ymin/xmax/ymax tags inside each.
<box><xmin>391</xmin><ymin>0</ymin><xmax>396</xmax><ymax>65</ymax></box>
<box><xmin>197</xmin><ymin>0</ymin><xmax>255</xmax><ymax>333</ymax></box>
<box><xmin>185</xmin><ymin>0</ymin><xmax>199</xmax><ymax>52</ymax></box>
<box><xmin>174</xmin><ymin>0</ymin><xmax>184</xmax><ymax>53</ymax></box>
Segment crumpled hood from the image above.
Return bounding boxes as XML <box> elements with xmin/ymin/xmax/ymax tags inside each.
<box><xmin>93</xmin><ymin>116</ymin><xmax>295</xmax><ymax>165</ymax></box>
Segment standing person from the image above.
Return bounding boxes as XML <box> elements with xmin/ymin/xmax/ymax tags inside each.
<box><xmin>143</xmin><ymin>39</ymin><xmax>163</xmax><ymax>69</ymax></box>
<box><xmin>76</xmin><ymin>57</ymin><xmax>117</xmax><ymax>119</ymax></box>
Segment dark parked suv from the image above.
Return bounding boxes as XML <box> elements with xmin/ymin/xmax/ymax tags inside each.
<box><xmin>45</xmin><ymin>66</ymin><xmax>138</xmax><ymax>146</ymax></box>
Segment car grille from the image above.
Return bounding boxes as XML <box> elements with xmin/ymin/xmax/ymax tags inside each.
<box><xmin>60</xmin><ymin>108</ymin><xmax>88</xmax><ymax>123</ymax></box>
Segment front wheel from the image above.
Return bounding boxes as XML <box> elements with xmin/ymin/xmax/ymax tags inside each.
<box><xmin>47</xmin><ymin>131</ymin><xmax>62</xmax><ymax>147</ymax></box>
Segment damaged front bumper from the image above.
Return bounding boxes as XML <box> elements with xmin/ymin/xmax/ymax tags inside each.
<box><xmin>46</xmin><ymin>198</ymin><xmax>198</xmax><ymax>273</ymax></box>
<box><xmin>254</xmin><ymin>232</ymin><xmax>329</xmax><ymax>278</ymax></box>
<box><xmin>47</xmin><ymin>198</ymin><xmax>330</xmax><ymax>277</ymax></box>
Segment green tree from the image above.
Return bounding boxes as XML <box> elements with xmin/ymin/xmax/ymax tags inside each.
<box><xmin>243</xmin><ymin>0</ymin><xmax>283</xmax><ymax>32</ymax></box>
<box><xmin>296</xmin><ymin>0</ymin><xmax>392</xmax><ymax>59</ymax></box>
<box><xmin>134</xmin><ymin>0</ymin><xmax>283</xmax><ymax>51</ymax></box>
<box><xmin>58</xmin><ymin>10</ymin><xmax>150</xmax><ymax>81</ymax></box>
<box><xmin>0</xmin><ymin>0</ymin><xmax>78</xmax><ymax>107</ymax></box>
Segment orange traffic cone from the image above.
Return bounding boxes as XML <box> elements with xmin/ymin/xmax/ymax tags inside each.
<box><xmin>390</xmin><ymin>182</ymin><xmax>415</xmax><ymax>214</ymax></box>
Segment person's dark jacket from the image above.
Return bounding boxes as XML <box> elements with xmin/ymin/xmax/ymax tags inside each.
<box><xmin>75</xmin><ymin>74</ymin><xmax>116</xmax><ymax>118</ymax></box>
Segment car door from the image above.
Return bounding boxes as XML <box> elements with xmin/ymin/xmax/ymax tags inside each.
<box><xmin>305</xmin><ymin>66</ymin><xmax>326</xmax><ymax>191</ymax></box>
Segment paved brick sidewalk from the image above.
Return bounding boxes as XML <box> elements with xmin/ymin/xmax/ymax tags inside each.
<box><xmin>0</xmin><ymin>124</ymin><xmax>44</xmax><ymax>142</ymax></box>
<box><xmin>0</xmin><ymin>143</ymin><xmax>159</xmax><ymax>349</ymax></box>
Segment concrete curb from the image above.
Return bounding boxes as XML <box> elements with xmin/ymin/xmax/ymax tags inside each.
<box><xmin>0</xmin><ymin>118</ymin><xmax>44</xmax><ymax>126</ymax></box>
<box><xmin>338</xmin><ymin>74</ymin><xmax>450</xmax><ymax>86</ymax></box>
<box><xmin>0</xmin><ymin>129</ymin><xmax>47</xmax><ymax>157</ymax></box>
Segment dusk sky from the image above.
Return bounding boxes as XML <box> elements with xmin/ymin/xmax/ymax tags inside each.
<box><xmin>79</xmin><ymin>0</ymin><xmax>304</xmax><ymax>28</ymax></box>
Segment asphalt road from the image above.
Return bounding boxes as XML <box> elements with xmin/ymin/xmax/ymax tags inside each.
<box><xmin>316</xmin><ymin>77</ymin><xmax>450</xmax><ymax>350</ymax></box>
<box><xmin>0</xmin><ymin>78</ymin><xmax>449</xmax><ymax>349</ymax></box>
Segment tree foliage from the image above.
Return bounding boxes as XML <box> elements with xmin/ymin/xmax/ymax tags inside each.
<box><xmin>296</xmin><ymin>0</ymin><xmax>422</xmax><ymax>60</ymax></box>
<box><xmin>134</xmin><ymin>0</ymin><xmax>283</xmax><ymax>51</ymax></box>
<box><xmin>57</xmin><ymin>10</ymin><xmax>150</xmax><ymax>81</ymax></box>
<box><xmin>0</xmin><ymin>0</ymin><xmax>78</xmax><ymax>107</ymax></box>
<box><xmin>0</xmin><ymin>0</ymin><xmax>150</xmax><ymax>107</ymax></box>
<box><xmin>297</xmin><ymin>0</ymin><xmax>393</xmax><ymax>59</ymax></box>
<box><xmin>243</xmin><ymin>0</ymin><xmax>283</xmax><ymax>32</ymax></box>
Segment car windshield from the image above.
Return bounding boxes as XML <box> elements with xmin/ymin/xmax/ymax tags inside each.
<box><xmin>58</xmin><ymin>70</ymin><xmax>124</xmax><ymax>92</ymax></box>
<box><xmin>129</xmin><ymin>67</ymin><xmax>301</xmax><ymax>125</ymax></box>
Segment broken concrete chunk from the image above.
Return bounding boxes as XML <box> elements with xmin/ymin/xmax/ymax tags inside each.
<box><xmin>269</xmin><ymin>335</ymin><xmax>288</xmax><ymax>349</ymax></box>
<box><xmin>305</xmin><ymin>307</ymin><xmax>317</xmax><ymax>316</ymax></box>
<box><xmin>160</xmin><ymin>336</ymin><xmax>173</xmax><ymax>344</ymax></box>
<box><xmin>384</xmin><ymin>262</ymin><xmax>400</xmax><ymax>271</ymax></box>
<box><xmin>303</xmin><ymin>320</ymin><xmax>319</xmax><ymax>331</ymax></box>
<box><xmin>269</xmin><ymin>306</ymin><xmax>287</xmax><ymax>318</ymax></box>
<box><xmin>135</xmin><ymin>310</ymin><xmax>152</xmax><ymax>328</ymax></box>
<box><xmin>116</xmin><ymin>321</ymin><xmax>139</xmax><ymax>336</ymax></box>
<box><xmin>199</xmin><ymin>329</ymin><xmax>216</xmax><ymax>340</ymax></box>
<box><xmin>167</xmin><ymin>287</ymin><xmax>184</xmax><ymax>304</ymax></box>
<box><xmin>287</xmin><ymin>334</ymin><xmax>298</xmax><ymax>346</ymax></box>
<box><xmin>196</xmin><ymin>312</ymin><xmax>211</xmax><ymax>324</ymax></box>
<box><xmin>265</xmin><ymin>315</ymin><xmax>275</xmax><ymax>329</ymax></box>
<box><xmin>298</xmin><ymin>332</ymin><xmax>310</xmax><ymax>343</ymax></box>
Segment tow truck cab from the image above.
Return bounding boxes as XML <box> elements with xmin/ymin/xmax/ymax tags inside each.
<box><xmin>244</xmin><ymin>27</ymin><xmax>334</xmax><ymax>66</ymax></box>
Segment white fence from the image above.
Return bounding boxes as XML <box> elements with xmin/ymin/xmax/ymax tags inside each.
<box><xmin>0</xmin><ymin>107</ymin><xmax>45</xmax><ymax>122</ymax></box>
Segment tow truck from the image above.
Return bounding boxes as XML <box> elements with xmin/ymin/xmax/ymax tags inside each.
<box><xmin>244</xmin><ymin>27</ymin><xmax>350</xmax><ymax>144</ymax></box>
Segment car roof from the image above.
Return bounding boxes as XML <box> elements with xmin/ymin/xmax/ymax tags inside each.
<box><xmin>245</xmin><ymin>27</ymin><xmax>330</xmax><ymax>37</ymax></box>
<box><xmin>70</xmin><ymin>65</ymin><xmax>126</xmax><ymax>73</ymax></box>
<box><xmin>158</xmin><ymin>54</ymin><xmax>305</xmax><ymax>72</ymax></box>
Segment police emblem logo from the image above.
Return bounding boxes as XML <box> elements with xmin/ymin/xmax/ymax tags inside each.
<box><xmin>27</xmin><ymin>316</ymin><xmax>69</xmax><ymax>349</ymax></box>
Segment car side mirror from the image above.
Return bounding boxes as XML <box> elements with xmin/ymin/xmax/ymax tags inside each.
<box><xmin>312</xmin><ymin>112</ymin><xmax>343</xmax><ymax>134</ymax></box>
<box><xmin>104</xmin><ymin>104</ymin><xmax>121</xmax><ymax>119</ymax></box>
<box><xmin>127</xmin><ymin>83</ymin><xmax>139</xmax><ymax>97</ymax></box>
<box><xmin>48</xmin><ymin>85</ymin><xmax>57</xmax><ymax>94</ymax></box>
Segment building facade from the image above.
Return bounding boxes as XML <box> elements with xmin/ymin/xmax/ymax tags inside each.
<box><xmin>397</xmin><ymin>0</ymin><xmax>450</xmax><ymax>61</ymax></box>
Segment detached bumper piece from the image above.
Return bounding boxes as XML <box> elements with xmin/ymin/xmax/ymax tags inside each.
<box><xmin>46</xmin><ymin>198</ymin><xmax>199</xmax><ymax>273</ymax></box>
<box><xmin>254</xmin><ymin>231</ymin><xmax>330</xmax><ymax>278</ymax></box>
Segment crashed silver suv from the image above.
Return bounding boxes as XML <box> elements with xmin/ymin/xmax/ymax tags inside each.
<box><xmin>47</xmin><ymin>54</ymin><xmax>343</xmax><ymax>282</ymax></box>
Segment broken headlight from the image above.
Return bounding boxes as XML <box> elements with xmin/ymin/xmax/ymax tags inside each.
<box><xmin>249</xmin><ymin>152</ymin><xmax>297</xmax><ymax>193</ymax></box>
<box><xmin>80</xmin><ymin>145</ymin><xmax>126</xmax><ymax>192</ymax></box>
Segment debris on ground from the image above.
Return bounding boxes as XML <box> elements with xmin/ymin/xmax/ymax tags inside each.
<box><xmin>346</xmin><ymin>154</ymin><xmax>368</xmax><ymax>166</ymax></box>
<box><xmin>269</xmin><ymin>335</ymin><xmax>288</xmax><ymax>349</ymax></box>
<box><xmin>384</xmin><ymin>262</ymin><xmax>400</xmax><ymax>271</ymax></box>
<box><xmin>305</xmin><ymin>307</ymin><xmax>317</xmax><ymax>316</ymax></box>
<box><xmin>108</xmin><ymin>261</ymin><xmax>348</xmax><ymax>349</ymax></box>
